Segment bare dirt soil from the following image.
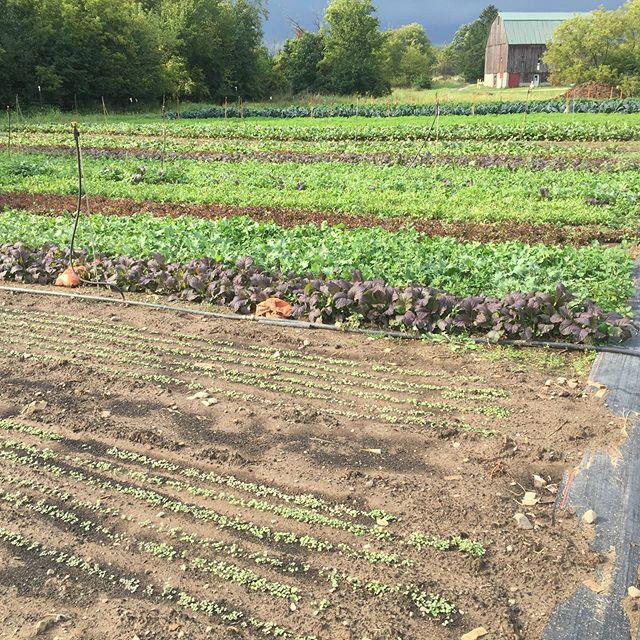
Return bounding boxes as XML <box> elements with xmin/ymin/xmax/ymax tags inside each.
<box><xmin>0</xmin><ymin>289</ymin><xmax>626</xmax><ymax>640</ymax></box>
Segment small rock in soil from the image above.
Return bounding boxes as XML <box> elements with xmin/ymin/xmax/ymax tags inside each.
<box><xmin>628</xmin><ymin>586</ymin><xmax>640</xmax><ymax>599</ymax></box>
<box><xmin>522</xmin><ymin>492</ymin><xmax>539</xmax><ymax>507</ymax></box>
<box><xmin>21</xmin><ymin>400</ymin><xmax>47</xmax><ymax>416</ymax></box>
<box><xmin>188</xmin><ymin>391</ymin><xmax>209</xmax><ymax>400</ymax></box>
<box><xmin>533</xmin><ymin>474</ymin><xmax>547</xmax><ymax>488</ymax></box>
<box><xmin>461</xmin><ymin>627</ymin><xmax>489</xmax><ymax>640</ymax></box>
<box><xmin>582</xmin><ymin>509</ymin><xmax>597</xmax><ymax>525</ymax></box>
<box><xmin>514</xmin><ymin>513</ymin><xmax>534</xmax><ymax>530</ymax></box>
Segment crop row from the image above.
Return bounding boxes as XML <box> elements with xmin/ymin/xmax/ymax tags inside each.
<box><xmin>0</xmin><ymin>465</ymin><xmax>457</xmax><ymax>626</ymax></box>
<box><xmin>0</xmin><ymin>241</ymin><xmax>634</xmax><ymax>343</ymax></box>
<box><xmin>0</xmin><ymin>416</ymin><xmax>388</xmax><ymax>524</ymax></box>
<box><xmin>0</xmin><ymin>209</ymin><xmax>634</xmax><ymax>312</ymax></box>
<box><xmin>0</xmin><ymin>422</ymin><xmax>485</xmax><ymax>558</ymax></box>
<box><xmin>1</xmin><ymin>188</ymin><xmax>631</xmax><ymax>251</ymax></box>
<box><xmin>2</xmin><ymin>152</ymin><xmax>638</xmax><ymax>227</ymax></box>
<box><xmin>12</xmin><ymin>142</ymin><xmax>640</xmax><ymax>175</ymax></box>
<box><xmin>0</xmin><ymin>439</ymin><xmax>412</xmax><ymax>568</ymax></box>
<box><xmin>0</xmin><ymin>315</ymin><xmax>505</xmax><ymax>430</ymax></box>
<box><xmin>7</xmin><ymin>115</ymin><xmax>640</xmax><ymax>141</ymax></box>
<box><xmin>0</xmin><ymin>523</ymin><xmax>313</xmax><ymax>638</ymax></box>
<box><xmin>0</xmin><ymin>309</ymin><xmax>510</xmax><ymax>402</ymax></box>
<box><xmin>0</xmin><ymin>306</ymin><xmax>489</xmax><ymax>386</ymax></box>
<box><xmin>11</xmin><ymin>130</ymin><xmax>636</xmax><ymax>164</ymax></box>
<box><xmin>0</xmin><ymin>435</ymin><xmax>484</xmax><ymax>587</ymax></box>
<box><xmin>1</xmin><ymin>342</ymin><xmax>469</xmax><ymax>431</ymax></box>
<box><xmin>170</xmin><ymin>98</ymin><xmax>640</xmax><ymax>120</ymax></box>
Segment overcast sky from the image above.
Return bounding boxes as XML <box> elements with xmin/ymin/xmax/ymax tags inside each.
<box><xmin>263</xmin><ymin>1</ymin><xmax>623</xmax><ymax>48</ymax></box>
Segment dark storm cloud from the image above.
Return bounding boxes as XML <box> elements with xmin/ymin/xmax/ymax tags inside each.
<box><xmin>263</xmin><ymin>0</ymin><xmax>623</xmax><ymax>47</ymax></box>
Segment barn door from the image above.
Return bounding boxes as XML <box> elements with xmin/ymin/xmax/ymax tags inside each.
<box><xmin>508</xmin><ymin>73</ymin><xmax>520</xmax><ymax>88</ymax></box>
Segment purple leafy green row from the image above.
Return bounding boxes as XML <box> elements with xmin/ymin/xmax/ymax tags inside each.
<box><xmin>22</xmin><ymin>145</ymin><xmax>638</xmax><ymax>173</ymax></box>
<box><xmin>0</xmin><ymin>242</ymin><xmax>634</xmax><ymax>344</ymax></box>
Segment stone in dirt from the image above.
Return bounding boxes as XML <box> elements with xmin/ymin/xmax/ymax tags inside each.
<box><xmin>533</xmin><ymin>474</ymin><xmax>547</xmax><ymax>488</ymax></box>
<box><xmin>34</xmin><ymin>614</ymin><xmax>67</xmax><ymax>636</ymax></box>
<box><xmin>21</xmin><ymin>400</ymin><xmax>47</xmax><ymax>416</ymax></box>
<box><xmin>461</xmin><ymin>627</ymin><xmax>489</xmax><ymax>640</ymax></box>
<box><xmin>514</xmin><ymin>513</ymin><xmax>534</xmax><ymax>530</ymax></box>
<box><xmin>522</xmin><ymin>492</ymin><xmax>539</xmax><ymax>507</ymax></box>
<box><xmin>188</xmin><ymin>391</ymin><xmax>210</xmax><ymax>400</ymax></box>
<box><xmin>582</xmin><ymin>509</ymin><xmax>597</xmax><ymax>525</ymax></box>
<box><xmin>628</xmin><ymin>586</ymin><xmax>640</xmax><ymax>599</ymax></box>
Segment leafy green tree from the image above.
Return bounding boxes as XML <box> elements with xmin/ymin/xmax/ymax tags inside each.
<box><xmin>321</xmin><ymin>0</ymin><xmax>389</xmax><ymax>96</ymax></box>
<box><xmin>0</xmin><ymin>0</ymin><xmax>163</xmax><ymax>106</ymax></box>
<box><xmin>0</xmin><ymin>0</ymin><xmax>269</xmax><ymax>106</ymax></box>
<box><xmin>383</xmin><ymin>23</ymin><xmax>435</xmax><ymax>87</ymax></box>
<box><xmin>448</xmin><ymin>5</ymin><xmax>498</xmax><ymax>82</ymax></box>
<box><xmin>545</xmin><ymin>1</ymin><xmax>640</xmax><ymax>95</ymax></box>
<box><xmin>276</xmin><ymin>31</ymin><xmax>325</xmax><ymax>94</ymax></box>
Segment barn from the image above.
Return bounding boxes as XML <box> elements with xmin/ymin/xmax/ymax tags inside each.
<box><xmin>484</xmin><ymin>12</ymin><xmax>582</xmax><ymax>89</ymax></box>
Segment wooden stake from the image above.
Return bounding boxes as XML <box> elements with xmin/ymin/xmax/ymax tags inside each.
<box><xmin>6</xmin><ymin>106</ymin><xmax>11</xmax><ymax>158</ymax></box>
<box><xmin>522</xmin><ymin>88</ymin><xmax>531</xmax><ymax>125</ymax></box>
<box><xmin>15</xmin><ymin>95</ymin><xmax>23</xmax><ymax>121</ymax></box>
<box><xmin>101</xmin><ymin>96</ymin><xmax>109</xmax><ymax>121</ymax></box>
<box><xmin>161</xmin><ymin>97</ymin><xmax>167</xmax><ymax>171</ymax></box>
<box><xmin>224</xmin><ymin>97</ymin><xmax>228</xmax><ymax>119</ymax></box>
<box><xmin>472</xmin><ymin>93</ymin><xmax>476</xmax><ymax>116</ymax></box>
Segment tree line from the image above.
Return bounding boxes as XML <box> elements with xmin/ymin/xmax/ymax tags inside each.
<box><xmin>0</xmin><ymin>0</ymin><xmax>270</xmax><ymax>108</ymax></box>
<box><xmin>0</xmin><ymin>0</ymin><xmax>503</xmax><ymax>108</ymax></box>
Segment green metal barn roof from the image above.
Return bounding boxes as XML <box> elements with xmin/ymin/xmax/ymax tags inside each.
<box><xmin>499</xmin><ymin>12</ymin><xmax>585</xmax><ymax>45</ymax></box>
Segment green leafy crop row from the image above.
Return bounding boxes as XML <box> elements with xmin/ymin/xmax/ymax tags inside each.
<box><xmin>171</xmin><ymin>98</ymin><xmax>640</xmax><ymax>120</ymax></box>
<box><xmin>1</xmin><ymin>151</ymin><xmax>639</xmax><ymax>227</ymax></box>
<box><xmin>6</xmin><ymin>112</ymin><xmax>640</xmax><ymax>142</ymax></box>
<box><xmin>0</xmin><ymin>210</ymin><xmax>633</xmax><ymax>312</ymax></box>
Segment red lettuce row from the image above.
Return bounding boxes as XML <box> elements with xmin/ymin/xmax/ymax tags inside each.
<box><xmin>0</xmin><ymin>242</ymin><xmax>634</xmax><ymax>344</ymax></box>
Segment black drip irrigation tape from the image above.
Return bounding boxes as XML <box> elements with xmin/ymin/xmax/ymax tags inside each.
<box><xmin>0</xmin><ymin>283</ymin><xmax>639</xmax><ymax>358</ymax></box>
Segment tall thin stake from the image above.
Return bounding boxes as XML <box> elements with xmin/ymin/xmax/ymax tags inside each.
<box><xmin>161</xmin><ymin>98</ymin><xmax>167</xmax><ymax>171</ymax></box>
<box><xmin>522</xmin><ymin>87</ymin><xmax>531</xmax><ymax>125</ymax></box>
<box><xmin>15</xmin><ymin>95</ymin><xmax>23</xmax><ymax>121</ymax></box>
<box><xmin>6</xmin><ymin>106</ymin><xmax>11</xmax><ymax>158</ymax></box>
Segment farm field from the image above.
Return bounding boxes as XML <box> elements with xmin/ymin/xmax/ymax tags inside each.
<box><xmin>0</xmin><ymin>105</ymin><xmax>639</xmax><ymax>638</ymax></box>
<box><xmin>0</xmin><ymin>290</ymin><xmax>625</xmax><ymax>640</ymax></box>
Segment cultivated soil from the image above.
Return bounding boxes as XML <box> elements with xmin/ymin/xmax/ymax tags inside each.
<box><xmin>0</xmin><ymin>288</ymin><xmax>627</xmax><ymax>640</ymax></box>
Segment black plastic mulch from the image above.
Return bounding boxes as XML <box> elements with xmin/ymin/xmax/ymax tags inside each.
<box><xmin>544</xmin><ymin>260</ymin><xmax>640</xmax><ymax>640</ymax></box>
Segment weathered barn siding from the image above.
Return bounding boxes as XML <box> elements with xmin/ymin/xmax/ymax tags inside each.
<box><xmin>484</xmin><ymin>16</ymin><xmax>509</xmax><ymax>87</ymax></box>
<box><xmin>483</xmin><ymin>12</ymin><xmax>582</xmax><ymax>88</ymax></box>
<box><xmin>507</xmin><ymin>45</ymin><xmax>548</xmax><ymax>83</ymax></box>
